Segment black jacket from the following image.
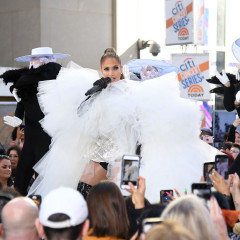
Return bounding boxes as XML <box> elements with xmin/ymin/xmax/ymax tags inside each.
<box><xmin>1</xmin><ymin>62</ymin><xmax>61</xmax><ymax>128</ymax></box>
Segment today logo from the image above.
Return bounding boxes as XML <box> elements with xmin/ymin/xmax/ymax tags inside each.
<box><xmin>187</xmin><ymin>84</ymin><xmax>204</xmax><ymax>98</ymax></box>
<box><xmin>178</xmin><ymin>27</ymin><xmax>189</xmax><ymax>40</ymax></box>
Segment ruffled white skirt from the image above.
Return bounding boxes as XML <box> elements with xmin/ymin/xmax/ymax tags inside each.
<box><xmin>28</xmin><ymin>66</ymin><xmax>218</xmax><ymax>203</ymax></box>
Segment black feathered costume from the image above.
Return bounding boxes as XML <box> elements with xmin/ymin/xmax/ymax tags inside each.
<box><xmin>0</xmin><ymin>62</ymin><xmax>61</xmax><ymax>195</ymax></box>
<box><xmin>207</xmin><ymin>73</ymin><xmax>240</xmax><ymax>117</ymax></box>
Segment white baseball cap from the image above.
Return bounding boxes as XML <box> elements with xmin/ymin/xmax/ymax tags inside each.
<box><xmin>39</xmin><ymin>187</ymin><xmax>88</xmax><ymax>229</ymax></box>
<box><xmin>15</xmin><ymin>47</ymin><xmax>70</xmax><ymax>62</ymax></box>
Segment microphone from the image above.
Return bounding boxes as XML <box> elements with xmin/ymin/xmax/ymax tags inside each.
<box><xmin>85</xmin><ymin>77</ymin><xmax>111</xmax><ymax>96</ymax></box>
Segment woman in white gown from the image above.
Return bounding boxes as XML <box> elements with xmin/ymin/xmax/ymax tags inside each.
<box><xmin>28</xmin><ymin>48</ymin><xmax>216</xmax><ymax>203</ymax></box>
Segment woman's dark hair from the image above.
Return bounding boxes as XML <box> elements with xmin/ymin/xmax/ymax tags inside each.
<box><xmin>0</xmin><ymin>155</ymin><xmax>10</xmax><ymax>161</ymax></box>
<box><xmin>87</xmin><ymin>180</ymin><xmax>129</xmax><ymax>239</ymax></box>
<box><xmin>100</xmin><ymin>48</ymin><xmax>124</xmax><ymax>79</ymax></box>
<box><xmin>6</xmin><ymin>146</ymin><xmax>21</xmax><ymax>158</ymax></box>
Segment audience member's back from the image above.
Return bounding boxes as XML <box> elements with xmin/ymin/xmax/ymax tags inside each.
<box><xmin>145</xmin><ymin>220</ymin><xmax>196</xmax><ymax>240</ymax></box>
<box><xmin>35</xmin><ymin>187</ymin><xmax>89</xmax><ymax>240</ymax></box>
<box><xmin>161</xmin><ymin>195</ymin><xmax>218</xmax><ymax>240</ymax></box>
<box><xmin>86</xmin><ymin>180</ymin><xmax>129</xmax><ymax>240</ymax></box>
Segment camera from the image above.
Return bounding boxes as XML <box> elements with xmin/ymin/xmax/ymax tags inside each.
<box><xmin>138</xmin><ymin>39</ymin><xmax>161</xmax><ymax>57</ymax></box>
<box><xmin>149</xmin><ymin>42</ymin><xmax>160</xmax><ymax>56</ymax></box>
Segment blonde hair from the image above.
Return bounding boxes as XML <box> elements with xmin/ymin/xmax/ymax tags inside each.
<box><xmin>100</xmin><ymin>48</ymin><xmax>124</xmax><ymax>79</ymax></box>
<box><xmin>145</xmin><ymin>220</ymin><xmax>196</xmax><ymax>240</ymax></box>
<box><xmin>161</xmin><ymin>195</ymin><xmax>218</xmax><ymax>240</ymax></box>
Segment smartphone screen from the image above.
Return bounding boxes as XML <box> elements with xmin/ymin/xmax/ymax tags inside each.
<box><xmin>191</xmin><ymin>183</ymin><xmax>211</xmax><ymax>200</ymax></box>
<box><xmin>121</xmin><ymin>155</ymin><xmax>140</xmax><ymax>189</ymax></box>
<box><xmin>203</xmin><ymin>162</ymin><xmax>215</xmax><ymax>183</ymax></box>
<box><xmin>160</xmin><ymin>190</ymin><xmax>173</xmax><ymax>204</ymax></box>
<box><xmin>215</xmin><ymin>155</ymin><xmax>229</xmax><ymax>179</ymax></box>
<box><xmin>142</xmin><ymin>217</ymin><xmax>163</xmax><ymax>234</ymax></box>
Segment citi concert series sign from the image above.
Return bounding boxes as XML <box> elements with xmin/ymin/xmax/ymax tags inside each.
<box><xmin>165</xmin><ymin>0</ymin><xmax>204</xmax><ymax>45</ymax></box>
<box><xmin>172</xmin><ymin>54</ymin><xmax>210</xmax><ymax>100</ymax></box>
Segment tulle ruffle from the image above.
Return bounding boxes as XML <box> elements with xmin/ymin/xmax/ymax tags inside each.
<box><xmin>29</xmin><ymin>67</ymin><xmax>219</xmax><ymax>203</ymax></box>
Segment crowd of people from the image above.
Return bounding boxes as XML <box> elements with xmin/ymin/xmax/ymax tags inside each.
<box><xmin>1</xmin><ymin>42</ymin><xmax>240</xmax><ymax>239</ymax></box>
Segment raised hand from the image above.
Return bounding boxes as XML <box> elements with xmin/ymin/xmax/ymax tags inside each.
<box><xmin>3</xmin><ymin>116</ymin><xmax>22</xmax><ymax>127</ymax></box>
<box><xmin>215</xmin><ymin>70</ymin><xmax>230</xmax><ymax>87</ymax></box>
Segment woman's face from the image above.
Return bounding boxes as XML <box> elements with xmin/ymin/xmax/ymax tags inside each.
<box><xmin>0</xmin><ymin>159</ymin><xmax>11</xmax><ymax>180</ymax></box>
<box><xmin>100</xmin><ymin>57</ymin><xmax>122</xmax><ymax>83</ymax></box>
<box><xmin>9</xmin><ymin>150</ymin><xmax>19</xmax><ymax>170</ymax></box>
<box><xmin>230</xmin><ymin>147</ymin><xmax>240</xmax><ymax>159</ymax></box>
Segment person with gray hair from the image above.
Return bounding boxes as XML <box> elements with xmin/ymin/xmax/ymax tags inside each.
<box><xmin>0</xmin><ymin>197</ymin><xmax>39</xmax><ymax>240</ymax></box>
<box><xmin>161</xmin><ymin>195</ymin><xmax>228</xmax><ymax>240</ymax></box>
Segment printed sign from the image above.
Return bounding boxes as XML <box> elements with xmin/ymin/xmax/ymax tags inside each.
<box><xmin>172</xmin><ymin>54</ymin><xmax>210</xmax><ymax>100</ymax></box>
<box><xmin>165</xmin><ymin>0</ymin><xmax>204</xmax><ymax>45</ymax></box>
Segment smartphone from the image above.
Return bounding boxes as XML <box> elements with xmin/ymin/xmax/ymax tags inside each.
<box><xmin>203</xmin><ymin>162</ymin><xmax>215</xmax><ymax>183</ymax></box>
<box><xmin>142</xmin><ymin>217</ymin><xmax>163</xmax><ymax>234</ymax></box>
<box><xmin>191</xmin><ymin>182</ymin><xmax>211</xmax><ymax>200</ymax></box>
<box><xmin>215</xmin><ymin>154</ymin><xmax>230</xmax><ymax>179</ymax></box>
<box><xmin>29</xmin><ymin>194</ymin><xmax>41</xmax><ymax>207</ymax></box>
<box><xmin>160</xmin><ymin>190</ymin><xmax>173</xmax><ymax>204</ymax></box>
<box><xmin>120</xmin><ymin>155</ymin><xmax>141</xmax><ymax>189</ymax></box>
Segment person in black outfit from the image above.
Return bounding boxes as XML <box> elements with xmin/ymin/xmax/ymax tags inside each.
<box><xmin>0</xmin><ymin>47</ymin><xmax>69</xmax><ymax>195</ymax></box>
<box><xmin>207</xmin><ymin>38</ymin><xmax>240</xmax><ymax>117</ymax></box>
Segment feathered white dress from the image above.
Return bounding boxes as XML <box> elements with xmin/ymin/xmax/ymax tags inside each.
<box><xmin>28</xmin><ymin>65</ymin><xmax>218</xmax><ymax>203</ymax></box>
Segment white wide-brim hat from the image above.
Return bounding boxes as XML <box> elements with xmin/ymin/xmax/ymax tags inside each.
<box><xmin>15</xmin><ymin>47</ymin><xmax>70</xmax><ymax>62</ymax></box>
<box><xmin>232</xmin><ymin>38</ymin><xmax>240</xmax><ymax>63</ymax></box>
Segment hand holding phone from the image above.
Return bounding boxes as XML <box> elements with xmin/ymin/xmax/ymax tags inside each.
<box><xmin>121</xmin><ymin>155</ymin><xmax>141</xmax><ymax>189</ymax></box>
<box><xmin>160</xmin><ymin>190</ymin><xmax>173</xmax><ymax>204</ymax></box>
<box><xmin>125</xmin><ymin>176</ymin><xmax>146</xmax><ymax>209</ymax></box>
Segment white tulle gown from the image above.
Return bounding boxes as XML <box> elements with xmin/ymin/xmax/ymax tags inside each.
<box><xmin>28</xmin><ymin>64</ymin><xmax>218</xmax><ymax>203</ymax></box>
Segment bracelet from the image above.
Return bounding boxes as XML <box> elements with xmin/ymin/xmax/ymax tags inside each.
<box><xmin>16</xmin><ymin>139</ymin><xmax>21</xmax><ymax>144</ymax></box>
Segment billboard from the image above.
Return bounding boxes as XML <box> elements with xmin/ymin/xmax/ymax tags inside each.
<box><xmin>172</xmin><ymin>53</ymin><xmax>210</xmax><ymax>100</ymax></box>
<box><xmin>165</xmin><ymin>0</ymin><xmax>204</xmax><ymax>45</ymax></box>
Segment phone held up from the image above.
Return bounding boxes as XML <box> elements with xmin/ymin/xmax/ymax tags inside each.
<box><xmin>142</xmin><ymin>217</ymin><xmax>163</xmax><ymax>234</ymax></box>
<box><xmin>160</xmin><ymin>190</ymin><xmax>173</xmax><ymax>204</ymax></box>
<box><xmin>203</xmin><ymin>161</ymin><xmax>215</xmax><ymax>184</ymax></box>
<box><xmin>29</xmin><ymin>194</ymin><xmax>41</xmax><ymax>208</ymax></box>
<box><xmin>215</xmin><ymin>154</ymin><xmax>230</xmax><ymax>180</ymax></box>
<box><xmin>120</xmin><ymin>155</ymin><xmax>141</xmax><ymax>189</ymax></box>
<box><xmin>191</xmin><ymin>182</ymin><xmax>211</xmax><ymax>201</ymax></box>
